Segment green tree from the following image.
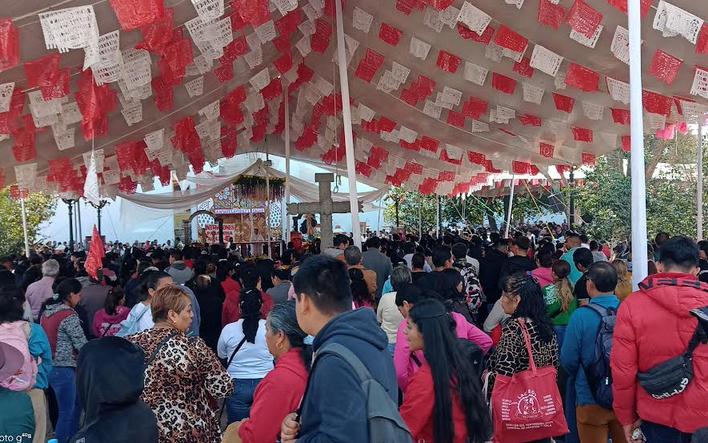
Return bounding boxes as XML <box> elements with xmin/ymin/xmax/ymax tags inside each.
<box><xmin>577</xmin><ymin>133</ymin><xmax>703</xmax><ymax>242</ymax></box>
<box><xmin>0</xmin><ymin>189</ymin><xmax>57</xmax><ymax>257</ymax></box>
<box><xmin>383</xmin><ymin>187</ymin><xmax>438</xmax><ymax>234</ymax></box>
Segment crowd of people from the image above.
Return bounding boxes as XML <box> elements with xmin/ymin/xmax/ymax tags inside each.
<box><xmin>0</xmin><ymin>225</ymin><xmax>706</xmax><ymax>443</ymax></box>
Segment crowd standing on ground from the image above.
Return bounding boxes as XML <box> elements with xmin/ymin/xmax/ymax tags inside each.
<box><xmin>0</xmin><ymin>223</ymin><xmax>706</xmax><ymax>443</ymax></box>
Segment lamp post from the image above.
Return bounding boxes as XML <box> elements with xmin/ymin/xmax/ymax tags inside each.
<box><xmin>61</xmin><ymin>198</ymin><xmax>79</xmax><ymax>252</ymax></box>
<box><xmin>87</xmin><ymin>199</ymin><xmax>109</xmax><ymax>235</ymax></box>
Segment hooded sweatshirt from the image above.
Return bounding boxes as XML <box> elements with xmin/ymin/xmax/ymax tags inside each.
<box><xmin>611</xmin><ymin>273</ymin><xmax>708</xmax><ymax>433</ymax></box>
<box><xmin>40</xmin><ymin>303</ymin><xmax>87</xmax><ymax>367</ymax></box>
<box><xmin>165</xmin><ymin>261</ymin><xmax>194</xmax><ymax>285</ymax></box>
<box><xmin>70</xmin><ymin>337</ymin><xmax>159</xmax><ymax>443</ymax></box>
<box><xmin>297</xmin><ymin>308</ymin><xmax>397</xmax><ymax>442</ymax></box>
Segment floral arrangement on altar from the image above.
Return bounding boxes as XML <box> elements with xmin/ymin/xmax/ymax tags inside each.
<box><xmin>233</xmin><ymin>175</ymin><xmax>285</xmax><ymax>201</ymax></box>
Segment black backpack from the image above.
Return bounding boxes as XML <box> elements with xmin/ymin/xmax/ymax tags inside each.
<box><xmin>582</xmin><ymin>304</ymin><xmax>617</xmax><ymax>410</ymax></box>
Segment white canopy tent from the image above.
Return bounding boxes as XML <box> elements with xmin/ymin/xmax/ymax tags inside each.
<box><xmin>1</xmin><ymin>0</ymin><xmax>707</xmax><ymax>280</ymax></box>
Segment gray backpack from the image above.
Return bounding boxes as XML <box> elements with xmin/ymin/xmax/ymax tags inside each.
<box><xmin>313</xmin><ymin>343</ymin><xmax>413</xmax><ymax>443</ymax></box>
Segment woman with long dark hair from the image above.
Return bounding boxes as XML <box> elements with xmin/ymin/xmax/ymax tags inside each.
<box><xmin>223</xmin><ymin>301</ymin><xmax>311</xmax><ymax>443</ymax></box>
<box><xmin>221</xmin><ymin>266</ymin><xmax>272</xmax><ymax>326</ymax></box>
<box><xmin>92</xmin><ymin>287</ymin><xmax>130</xmax><ymax>337</ymax></box>
<box><xmin>349</xmin><ymin>268</ymin><xmax>374</xmax><ymax>308</ymax></box>
<box><xmin>487</xmin><ymin>272</ymin><xmax>559</xmax><ymax>395</ymax></box>
<box><xmin>400</xmin><ymin>298</ymin><xmax>491</xmax><ymax>443</ymax></box>
<box><xmin>217</xmin><ymin>289</ymin><xmax>273</xmax><ymax>424</ymax></box>
<box><xmin>187</xmin><ymin>260</ymin><xmax>225</xmax><ymax>351</ymax></box>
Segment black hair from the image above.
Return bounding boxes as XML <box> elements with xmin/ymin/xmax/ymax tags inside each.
<box><xmin>240</xmin><ymin>289</ymin><xmax>263</xmax><ymax>343</ymax></box>
<box><xmin>267</xmin><ymin>300</ymin><xmax>312</xmax><ymax>370</ymax></box>
<box><xmin>334</xmin><ymin>234</ymin><xmax>349</xmax><ymax>248</ymax></box>
<box><xmin>537</xmin><ymin>249</ymin><xmax>554</xmax><ymax>268</ymax></box>
<box><xmin>293</xmin><ymin>255</ymin><xmax>352</xmax><ymax>315</ymax></box>
<box><xmin>513</xmin><ymin>236</ymin><xmax>530</xmax><ymax>251</ymax></box>
<box><xmin>438</xmin><ymin>268</ymin><xmax>465</xmax><ymax>301</ymax></box>
<box><xmin>589</xmin><ymin>240</ymin><xmax>600</xmax><ymax>251</ymax></box>
<box><xmin>104</xmin><ymin>287</ymin><xmax>125</xmax><ymax>316</ymax></box>
<box><xmin>0</xmin><ymin>285</ymin><xmax>24</xmax><ymax>323</ymax></box>
<box><xmin>432</xmin><ymin>246</ymin><xmax>452</xmax><ymax>268</ymax></box>
<box><xmin>365</xmin><ymin>236</ymin><xmax>381</xmax><ymax>249</ymax></box>
<box><xmin>502</xmin><ymin>272</ymin><xmax>555</xmax><ymax>343</ymax></box>
<box><xmin>271</xmin><ymin>267</ymin><xmax>290</xmax><ymax>281</ymax></box>
<box><xmin>395</xmin><ymin>283</ymin><xmax>424</xmax><ymax>307</ymax></box>
<box><xmin>0</xmin><ymin>270</ymin><xmax>15</xmax><ymax>287</ymax></box>
<box><xmin>451</xmin><ymin>242</ymin><xmax>468</xmax><ymax>260</ymax></box>
<box><xmin>586</xmin><ymin>262</ymin><xmax>618</xmax><ymax>293</ymax></box>
<box><xmin>573</xmin><ymin>248</ymin><xmax>594</xmax><ymax>270</ymax></box>
<box><xmin>349</xmin><ymin>268</ymin><xmax>373</xmax><ymax>307</ymax></box>
<box><xmin>240</xmin><ymin>265</ymin><xmax>261</xmax><ymax>289</ymax></box>
<box><xmin>215</xmin><ymin>260</ymin><xmax>233</xmax><ymax>282</ymax></box>
<box><xmin>658</xmin><ymin>236</ymin><xmax>699</xmax><ymax>271</ymax></box>
<box><xmin>46</xmin><ymin>278</ymin><xmax>82</xmax><ymax>307</ymax></box>
<box><xmin>411</xmin><ymin>252</ymin><xmax>426</xmax><ymax>270</ymax></box>
<box><xmin>409</xmin><ymin>299</ymin><xmax>491</xmax><ymax>443</ymax></box>
<box><xmin>138</xmin><ymin>270</ymin><xmax>171</xmax><ymax>302</ymax></box>
<box><xmin>655</xmin><ymin>232</ymin><xmax>670</xmax><ymax>246</ymax></box>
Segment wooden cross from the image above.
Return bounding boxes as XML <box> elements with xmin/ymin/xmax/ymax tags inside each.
<box><xmin>287</xmin><ymin>173</ymin><xmax>361</xmax><ymax>248</ymax></box>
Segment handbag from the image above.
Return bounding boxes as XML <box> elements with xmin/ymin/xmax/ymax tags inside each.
<box><xmin>491</xmin><ymin>319</ymin><xmax>568</xmax><ymax>443</ymax></box>
<box><xmin>637</xmin><ymin>319</ymin><xmax>707</xmax><ymax>399</ymax></box>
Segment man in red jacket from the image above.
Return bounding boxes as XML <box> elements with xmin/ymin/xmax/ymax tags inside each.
<box><xmin>611</xmin><ymin>236</ymin><xmax>708</xmax><ymax>442</ymax></box>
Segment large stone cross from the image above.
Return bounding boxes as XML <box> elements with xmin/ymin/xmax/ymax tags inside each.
<box><xmin>287</xmin><ymin>173</ymin><xmax>361</xmax><ymax>248</ymax></box>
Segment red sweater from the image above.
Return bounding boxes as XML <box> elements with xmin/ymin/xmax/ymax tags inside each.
<box><xmin>238</xmin><ymin>348</ymin><xmax>308</xmax><ymax>443</ymax></box>
<box><xmin>221</xmin><ymin>288</ymin><xmax>273</xmax><ymax>327</ymax></box>
<box><xmin>400</xmin><ymin>363</ymin><xmax>469</xmax><ymax>443</ymax></box>
<box><xmin>611</xmin><ymin>273</ymin><xmax>708</xmax><ymax>433</ymax></box>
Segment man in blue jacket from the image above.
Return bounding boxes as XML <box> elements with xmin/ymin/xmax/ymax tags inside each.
<box><xmin>280</xmin><ymin>255</ymin><xmax>398</xmax><ymax>442</ymax></box>
<box><xmin>561</xmin><ymin>261</ymin><xmax>624</xmax><ymax>443</ymax></box>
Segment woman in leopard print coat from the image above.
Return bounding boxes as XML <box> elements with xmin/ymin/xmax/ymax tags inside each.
<box><xmin>129</xmin><ymin>285</ymin><xmax>233</xmax><ymax>443</ymax></box>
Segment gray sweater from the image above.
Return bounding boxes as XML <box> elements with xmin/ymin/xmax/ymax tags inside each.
<box><xmin>42</xmin><ymin>304</ymin><xmax>87</xmax><ymax>367</ymax></box>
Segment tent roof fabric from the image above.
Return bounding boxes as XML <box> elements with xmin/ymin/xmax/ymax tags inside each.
<box><xmin>1</xmin><ymin>0</ymin><xmax>707</xmax><ymax>197</ymax></box>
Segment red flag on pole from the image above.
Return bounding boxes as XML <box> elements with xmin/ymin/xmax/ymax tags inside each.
<box><xmin>85</xmin><ymin>225</ymin><xmax>105</xmax><ymax>281</ymax></box>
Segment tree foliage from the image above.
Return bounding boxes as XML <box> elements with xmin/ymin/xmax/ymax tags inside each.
<box><xmin>0</xmin><ymin>190</ymin><xmax>56</xmax><ymax>257</ymax></box>
<box><xmin>577</xmin><ymin>133</ymin><xmax>703</xmax><ymax>242</ymax></box>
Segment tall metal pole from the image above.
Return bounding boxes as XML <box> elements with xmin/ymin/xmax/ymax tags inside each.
<box><xmin>63</xmin><ymin>199</ymin><xmax>75</xmax><ymax>252</ymax></box>
<box><xmin>265</xmin><ymin>161</ymin><xmax>272</xmax><ymax>259</ymax></box>
<box><xmin>504</xmin><ymin>176</ymin><xmax>516</xmax><ymax>238</ymax></box>
<box><xmin>628</xmin><ymin>0</ymin><xmax>648</xmax><ymax>288</ymax></box>
<box><xmin>20</xmin><ymin>197</ymin><xmax>30</xmax><ymax>258</ymax></box>
<box><xmin>698</xmin><ymin>125</ymin><xmax>705</xmax><ymax>240</ymax></box>
<box><xmin>335</xmin><ymin>0</ymin><xmax>362</xmax><ymax>249</ymax></box>
<box><xmin>283</xmin><ymin>90</ymin><xmax>291</xmax><ymax>243</ymax></box>
<box><xmin>76</xmin><ymin>201</ymin><xmax>83</xmax><ymax>248</ymax></box>
<box><xmin>569</xmin><ymin>169</ymin><xmax>576</xmax><ymax>226</ymax></box>
<box><xmin>436</xmin><ymin>195</ymin><xmax>442</xmax><ymax>238</ymax></box>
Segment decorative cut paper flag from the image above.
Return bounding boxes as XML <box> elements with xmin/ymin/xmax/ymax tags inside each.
<box><xmin>353</xmin><ymin>7</ymin><xmax>373</xmax><ymax>32</ymax></box>
<box><xmin>572</xmin><ymin>127</ymin><xmax>593</xmax><ymax>142</ymax></box>
<box><xmin>582</xmin><ymin>101</ymin><xmax>604</xmax><ymax>120</ymax></box>
<box><xmin>690</xmin><ymin>67</ymin><xmax>708</xmax><ymax>99</ymax></box>
<box><xmin>457</xmin><ymin>23</ymin><xmax>494</xmax><ymax>44</ymax></box>
<box><xmin>494</xmin><ymin>25</ymin><xmax>528</xmax><ymax>53</ymax></box>
<box><xmin>512</xmin><ymin>161</ymin><xmax>532</xmax><ymax>174</ymax></box>
<box><xmin>552</xmin><ymin>93</ymin><xmax>575</xmax><ymax>113</ymax></box>
<box><xmin>643</xmin><ymin>90</ymin><xmax>673</xmax><ymax>116</ymax></box>
<box><xmin>606</xmin><ymin>77</ymin><xmax>630</xmax><ymax>103</ymax></box>
<box><xmin>610</xmin><ymin>25</ymin><xmax>629</xmax><ymax>64</ymax></box>
<box><xmin>621</xmin><ymin>135</ymin><xmax>631</xmax><ymax>152</ymax></box>
<box><xmin>540</xmin><ymin>142</ymin><xmax>554</xmax><ymax>158</ymax></box>
<box><xmin>379</xmin><ymin>23</ymin><xmax>402</xmax><ymax>46</ymax></box>
<box><xmin>355</xmin><ymin>48</ymin><xmax>384</xmax><ymax>82</ymax></box>
<box><xmin>447</xmin><ymin>110</ymin><xmax>465</xmax><ymax>128</ymax></box>
<box><xmin>463</xmin><ymin>62</ymin><xmax>488</xmax><ymax>85</ymax></box>
<box><xmin>457</xmin><ymin>1</ymin><xmax>491</xmax><ymax>36</ymax></box>
<box><xmin>565</xmin><ymin>63</ymin><xmax>600</xmax><ymax>92</ymax></box>
<box><xmin>395</xmin><ymin>0</ymin><xmax>418</xmax><ymax>15</ymax></box>
<box><xmin>83</xmin><ymin>151</ymin><xmax>101</xmax><ymax>205</ymax></box>
<box><xmin>581</xmin><ymin>152</ymin><xmax>596</xmax><ymax>165</ymax></box>
<box><xmin>491</xmin><ymin>72</ymin><xmax>517</xmax><ymax>94</ymax></box>
<box><xmin>697</xmin><ymin>24</ymin><xmax>708</xmax><ymax>55</ymax></box>
<box><xmin>606</xmin><ymin>0</ymin><xmax>651</xmax><ymax>17</ymax></box>
<box><xmin>566</xmin><ymin>0</ymin><xmax>603</xmax><ymax>39</ymax></box>
<box><xmin>653</xmin><ymin>0</ymin><xmax>703</xmax><ymax>45</ymax></box>
<box><xmin>522</xmin><ymin>82</ymin><xmax>544</xmax><ymax>104</ymax></box>
<box><xmin>463</xmin><ymin>97</ymin><xmax>488</xmax><ymax>119</ymax></box>
<box><xmin>109</xmin><ymin>0</ymin><xmax>164</xmax><ymax>30</ymax></box>
<box><xmin>519</xmin><ymin>114</ymin><xmax>542</xmax><ymax>126</ymax></box>
<box><xmin>0</xmin><ymin>19</ymin><xmax>20</xmax><ymax>73</ymax></box>
<box><xmin>530</xmin><ymin>45</ymin><xmax>563</xmax><ymax>77</ymax></box>
<box><xmin>649</xmin><ymin>50</ymin><xmax>683</xmax><ymax>85</ymax></box>
<box><xmin>538</xmin><ymin>0</ymin><xmax>565</xmax><ymax>29</ymax></box>
<box><xmin>611</xmin><ymin>108</ymin><xmax>630</xmax><ymax>125</ymax></box>
<box><xmin>423</xmin><ymin>9</ymin><xmax>445</xmax><ymax>33</ymax></box>
<box><xmin>436</xmin><ymin>50</ymin><xmax>461</xmax><ymax>73</ymax></box>
<box><xmin>513</xmin><ymin>57</ymin><xmax>534</xmax><ymax>78</ymax></box>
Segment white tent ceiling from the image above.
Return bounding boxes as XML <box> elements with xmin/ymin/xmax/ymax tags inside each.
<box><xmin>1</xmin><ymin>0</ymin><xmax>707</xmax><ymax>197</ymax></box>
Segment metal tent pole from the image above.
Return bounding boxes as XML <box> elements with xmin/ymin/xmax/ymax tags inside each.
<box><xmin>335</xmin><ymin>0</ymin><xmax>362</xmax><ymax>249</ymax></box>
<box><xmin>504</xmin><ymin>176</ymin><xmax>516</xmax><ymax>238</ymax></box>
<box><xmin>698</xmin><ymin>125</ymin><xmax>704</xmax><ymax>241</ymax></box>
<box><xmin>283</xmin><ymin>90</ymin><xmax>291</xmax><ymax>243</ymax></box>
<box><xmin>20</xmin><ymin>197</ymin><xmax>30</xmax><ymax>258</ymax></box>
<box><xmin>628</xmin><ymin>0</ymin><xmax>648</xmax><ymax>288</ymax></box>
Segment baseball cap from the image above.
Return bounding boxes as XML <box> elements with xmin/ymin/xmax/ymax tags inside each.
<box><xmin>0</xmin><ymin>342</ymin><xmax>24</xmax><ymax>383</ymax></box>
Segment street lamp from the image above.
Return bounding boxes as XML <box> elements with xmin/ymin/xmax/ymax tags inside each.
<box><xmin>87</xmin><ymin>199</ymin><xmax>109</xmax><ymax>235</ymax></box>
<box><xmin>61</xmin><ymin>198</ymin><xmax>79</xmax><ymax>252</ymax></box>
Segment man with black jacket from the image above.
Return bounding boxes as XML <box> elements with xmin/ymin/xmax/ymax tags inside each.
<box><xmin>497</xmin><ymin>236</ymin><xmax>536</xmax><ymax>290</ymax></box>
<box><xmin>479</xmin><ymin>238</ymin><xmax>509</xmax><ymax>313</ymax></box>
<box><xmin>280</xmin><ymin>255</ymin><xmax>399</xmax><ymax>442</ymax></box>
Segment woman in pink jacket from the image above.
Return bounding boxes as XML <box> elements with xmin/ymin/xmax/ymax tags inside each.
<box><xmin>393</xmin><ymin>284</ymin><xmax>493</xmax><ymax>390</ymax></box>
<box><xmin>92</xmin><ymin>287</ymin><xmax>130</xmax><ymax>338</ymax></box>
